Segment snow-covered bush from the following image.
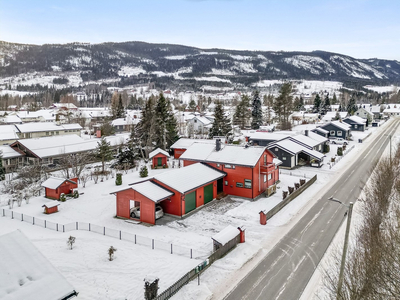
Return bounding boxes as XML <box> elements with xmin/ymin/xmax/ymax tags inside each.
<box><xmin>60</xmin><ymin>193</ymin><xmax>66</xmax><ymax>202</ymax></box>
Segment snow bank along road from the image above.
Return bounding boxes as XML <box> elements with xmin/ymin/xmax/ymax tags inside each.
<box><xmin>223</xmin><ymin>118</ymin><xmax>400</xmax><ymax>300</ymax></box>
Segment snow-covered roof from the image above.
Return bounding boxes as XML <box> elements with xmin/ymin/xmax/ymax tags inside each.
<box><xmin>190</xmin><ymin>116</ymin><xmax>212</xmax><ymax>125</ymax></box>
<box><xmin>154</xmin><ymin>163</ymin><xmax>225</xmax><ymax>194</ymax></box>
<box><xmin>347</xmin><ymin>116</ymin><xmax>366</xmax><ymax>124</ymax></box>
<box><xmin>14</xmin><ymin>134</ymin><xmax>128</xmax><ymax>159</ymax></box>
<box><xmin>170</xmin><ymin>138</ymin><xmax>222</xmax><ymax>149</ymax></box>
<box><xmin>211</xmin><ymin>225</ymin><xmax>239</xmax><ymax>246</ymax></box>
<box><xmin>0</xmin><ymin>125</ymin><xmax>19</xmax><ymax>141</ymax></box>
<box><xmin>314</xmin><ymin>127</ymin><xmax>329</xmax><ymax>134</ymax></box>
<box><xmin>322</xmin><ymin>112</ymin><xmax>348</xmax><ymax>122</ymax></box>
<box><xmin>42</xmin><ymin>201</ymin><xmax>60</xmax><ymax>208</ymax></box>
<box><xmin>330</xmin><ymin>120</ymin><xmax>351</xmax><ymax>131</ymax></box>
<box><xmin>180</xmin><ymin>143</ymin><xmax>270</xmax><ymax>167</ymax></box>
<box><xmin>288</xmin><ymin>134</ymin><xmax>322</xmax><ymax>148</ymax></box>
<box><xmin>15</xmin><ymin>122</ymin><xmax>82</xmax><ymax>133</ymax></box>
<box><xmin>111</xmin><ymin>118</ymin><xmax>132</xmax><ymax>126</ymax></box>
<box><xmin>0</xmin><ymin>230</ymin><xmax>76</xmax><ymax>300</ymax></box>
<box><xmin>41</xmin><ymin>177</ymin><xmax>76</xmax><ymax>189</ymax></box>
<box><xmin>269</xmin><ymin>139</ymin><xmax>325</xmax><ymax>160</ymax></box>
<box><xmin>149</xmin><ymin>148</ymin><xmax>170</xmax><ymax>159</ymax></box>
<box><xmin>0</xmin><ymin>145</ymin><xmax>23</xmax><ymax>159</ymax></box>
<box><xmin>306</xmin><ymin>131</ymin><xmax>328</xmax><ymax>144</ymax></box>
<box><xmin>0</xmin><ymin>115</ymin><xmax>22</xmax><ymax>124</ymax></box>
<box><xmin>130</xmin><ymin>181</ymin><xmax>174</xmax><ymax>202</ymax></box>
<box><xmin>273</xmin><ymin>158</ymin><xmax>282</xmax><ymax>166</ymax></box>
<box><xmin>248</xmin><ymin>131</ymin><xmax>295</xmax><ymax>142</ymax></box>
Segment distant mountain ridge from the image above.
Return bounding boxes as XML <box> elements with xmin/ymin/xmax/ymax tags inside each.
<box><xmin>1</xmin><ymin>40</ymin><xmax>399</xmax><ymax>90</ymax></box>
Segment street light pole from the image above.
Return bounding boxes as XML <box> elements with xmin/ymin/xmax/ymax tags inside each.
<box><xmin>328</xmin><ymin>197</ymin><xmax>354</xmax><ymax>299</ymax></box>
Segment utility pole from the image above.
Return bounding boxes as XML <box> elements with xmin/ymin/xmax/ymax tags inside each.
<box><xmin>337</xmin><ymin>201</ymin><xmax>353</xmax><ymax>299</ymax></box>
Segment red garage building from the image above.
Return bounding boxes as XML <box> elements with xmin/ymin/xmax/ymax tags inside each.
<box><xmin>113</xmin><ymin>163</ymin><xmax>226</xmax><ymax>224</ymax></box>
<box><xmin>149</xmin><ymin>148</ymin><xmax>170</xmax><ymax>168</ymax></box>
<box><xmin>41</xmin><ymin>177</ymin><xmax>78</xmax><ymax>200</ymax></box>
<box><xmin>179</xmin><ymin>139</ymin><xmax>280</xmax><ymax>199</ymax></box>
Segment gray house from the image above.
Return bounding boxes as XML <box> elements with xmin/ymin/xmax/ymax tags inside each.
<box><xmin>319</xmin><ymin>121</ymin><xmax>351</xmax><ymax>139</ymax></box>
<box><xmin>343</xmin><ymin>116</ymin><xmax>365</xmax><ymax>132</ymax></box>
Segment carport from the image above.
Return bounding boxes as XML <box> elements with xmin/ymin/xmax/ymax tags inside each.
<box><xmin>114</xmin><ymin>181</ymin><xmax>174</xmax><ymax>225</ymax></box>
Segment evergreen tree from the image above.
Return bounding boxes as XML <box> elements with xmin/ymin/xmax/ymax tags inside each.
<box><xmin>274</xmin><ymin>83</ymin><xmax>293</xmax><ymax>130</ymax></box>
<box><xmin>96</xmin><ymin>137</ymin><xmax>113</xmax><ymax>173</ymax></box>
<box><xmin>116</xmin><ymin>94</ymin><xmax>125</xmax><ymax>118</ymax></box>
<box><xmin>322</xmin><ymin>94</ymin><xmax>331</xmax><ymax>114</ymax></box>
<box><xmin>0</xmin><ymin>151</ymin><xmax>5</xmax><ymax>181</ymax></box>
<box><xmin>209</xmin><ymin>101</ymin><xmax>231</xmax><ymax>138</ymax></box>
<box><xmin>331</xmin><ymin>93</ymin><xmax>338</xmax><ymax>105</ymax></box>
<box><xmin>251</xmin><ymin>91</ymin><xmax>263</xmax><ymax>129</ymax></box>
<box><xmin>313</xmin><ymin>94</ymin><xmax>321</xmax><ymax>113</ymax></box>
<box><xmin>293</xmin><ymin>96</ymin><xmax>302</xmax><ymax>111</ymax></box>
<box><xmin>154</xmin><ymin>93</ymin><xmax>179</xmax><ymax>150</ymax></box>
<box><xmin>188</xmin><ymin>98</ymin><xmax>197</xmax><ymax>112</ymax></box>
<box><xmin>137</xmin><ymin>96</ymin><xmax>156</xmax><ymax>158</ymax></box>
<box><xmin>347</xmin><ymin>97</ymin><xmax>357</xmax><ymax>115</ymax></box>
<box><xmin>233</xmin><ymin>95</ymin><xmax>251</xmax><ymax>129</ymax></box>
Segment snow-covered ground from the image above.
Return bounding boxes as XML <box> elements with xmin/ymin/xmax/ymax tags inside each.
<box><xmin>0</xmin><ymin>120</ymin><xmax>390</xmax><ymax>299</ymax></box>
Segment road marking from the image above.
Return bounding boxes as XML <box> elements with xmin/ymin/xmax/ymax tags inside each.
<box><xmin>275</xmin><ymin>255</ymin><xmax>307</xmax><ymax>300</ymax></box>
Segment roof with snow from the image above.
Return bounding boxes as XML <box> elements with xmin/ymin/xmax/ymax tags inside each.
<box><xmin>41</xmin><ymin>177</ymin><xmax>77</xmax><ymax>189</ymax></box>
<box><xmin>170</xmin><ymin>138</ymin><xmax>224</xmax><ymax>149</ymax></box>
<box><xmin>306</xmin><ymin>131</ymin><xmax>328</xmax><ymax>144</ymax></box>
<box><xmin>15</xmin><ymin>122</ymin><xmax>82</xmax><ymax>133</ymax></box>
<box><xmin>0</xmin><ymin>145</ymin><xmax>23</xmax><ymax>159</ymax></box>
<box><xmin>322</xmin><ymin>112</ymin><xmax>348</xmax><ymax>122</ymax></box>
<box><xmin>12</xmin><ymin>134</ymin><xmax>128</xmax><ymax>159</ymax></box>
<box><xmin>288</xmin><ymin>134</ymin><xmax>323</xmax><ymax>149</ymax></box>
<box><xmin>0</xmin><ymin>230</ymin><xmax>77</xmax><ymax>300</ymax></box>
<box><xmin>346</xmin><ymin>116</ymin><xmax>366</xmax><ymax>124</ymax></box>
<box><xmin>313</xmin><ymin>127</ymin><xmax>329</xmax><ymax>134</ymax></box>
<box><xmin>130</xmin><ymin>181</ymin><xmax>174</xmax><ymax>202</ymax></box>
<box><xmin>211</xmin><ymin>225</ymin><xmax>239</xmax><ymax>246</ymax></box>
<box><xmin>42</xmin><ymin>201</ymin><xmax>60</xmax><ymax>209</ymax></box>
<box><xmin>247</xmin><ymin>131</ymin><xmax>296</xmax><ymax>142</ymax></box>
<box><xmin>190</xmin><ymin>116</ymin><xmax>212</xmax><ymax>125</ymax></box>
<box><xmin>269</xmin><ymin>139</ymin><xmax>325</xmax><ymax>160</ymax></box>
<box><xmin>149</xmin><ymin>148</ymin><xmax>170</xmax><ymax>159</ymax></box>
<box><xmin>0</xmin><ymin>125</ymin><xmax>19</xmax><ymax>141</ymax></box>
<box><xmin>180</xmin><ymin>143</ymin><xmax>272</xmax><ymax>167</ymax></box>
<box><xmin>0</xmin><ymin>115</ymin><xmax>22</xmax><ymax>124</ymax></box>
<box><xmin>154</xmin><ymin>163</ymin><xmax>225</xmax><ymax>194</ymax></box>
<box><xmin>320</xmin><ymin>121</ymin><xmax>351</xmax><ymax>131</ymax></box>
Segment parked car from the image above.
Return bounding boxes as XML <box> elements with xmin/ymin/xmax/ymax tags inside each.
<box><xmin>330</xmin><ymin>138</ymin><xmax>348</xmax><ymax>145</ymax></box>
<box><xmin>130</xmin><ymin>205</ymin><xmax>164</xmax><ymax>219</ymax></box>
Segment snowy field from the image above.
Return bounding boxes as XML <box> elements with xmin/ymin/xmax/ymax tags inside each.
<box><xmin>0</xmin><ymin>120</ymin><xmax>390</xmax><ymax>299</ymax></box>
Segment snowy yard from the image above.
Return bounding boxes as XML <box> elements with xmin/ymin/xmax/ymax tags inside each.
<box><xmin>0</xmin><ymin>120</ymin><xmax>390</xmax><ymax>299</ymax></box>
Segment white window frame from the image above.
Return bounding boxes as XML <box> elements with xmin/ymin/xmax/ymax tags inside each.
<box><xmin>330</xmin><ymin>130</ymin><xmax>335</xmax><ymax>136</ymax></box>
<box><xmin>337</xmin><ymin>131</ymin><xmax>342</xmax><ymax>136</ymax></box>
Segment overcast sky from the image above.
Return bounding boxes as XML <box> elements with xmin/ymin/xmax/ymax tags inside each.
<box><xmin>1</xmin><ymin>0</ymin><xmax>399</xmax><ymax>60</ymax></box>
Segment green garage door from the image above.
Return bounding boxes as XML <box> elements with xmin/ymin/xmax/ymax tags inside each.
<box><xmin>185</xmin><ymin>191</ymin><xmax>196</xmax><ymax>214</ymax></box>
<box><xmin>204</xmin><ymin>184</ymin><xmax>213</xmax><ymax>204</ymax></box>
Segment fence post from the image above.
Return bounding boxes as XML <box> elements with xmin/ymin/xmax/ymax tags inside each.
<box><xmin>190</xmin><ymin>249</ymin><xmax>192</xmax><ymax>259</ymax></box>
<box><xmin>63</xmin><ymin>225</ymin><xmax>65</xmax><ymax>233</ymax></box>
<box><xmin>119</xmin><ymin>231</ymin><xmax>121</xmax><ymax>240</ymax></box>
<box><xmin>89</xmin><ymin>223</ymin><xmax>91</xmax><ymax>231</ymax></box>
<box><xmin>76</xmin><ymin>222</ymin><xmax>78</xmax><ymax>230</ymax></box>
<box><xmin>135</xmin><ymin>234</ymin><xmax>136</xmax><ymax>244</ymax></box>
<box><xmin>2</xmin><ymin>209</ymin><xmax>4</xmax><ymax>217</ymax></box>
<box><xmin>171</xmin><ymin>244</ymin><xmax>173</xmax><ymax>254</ymax></box>
<box><xmin>12</xmin><ymin>211</ymin><xmax>13</xmax><ymax>219</ymax></box>
<box><xmin>33</xmin><ymin>217</ymin><xmax>35</xmax><ymax>225</ymax></box>
<box><xmin>152</xmin><ymin>239</ymin><xmax>154</xmax><ymax>250</ymax></box>
<box><xmin>45</xmin><ymin>220</ymin><xmax>47</xmax><ymax>228</ymax></box>
<box><xmin>21</xmin><ymin>214</ymin><xmax>23</xmax><ymax>222</ymax></box>
<box><xmin>104</xmin><ymin>227</ymin><xmax>106</xmax><ymax>235</ymax></box>
<box><xmin>57</xmin><ymin>223</ymin><xmax>59</xmax><ymax>231</ymax></box>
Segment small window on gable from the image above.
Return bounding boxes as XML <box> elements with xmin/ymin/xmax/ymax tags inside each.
<box><xmin>354</xmin><ymin>125</ymin><xmax>358</xmax><ymax>129</ymax></box>
<box><xmin>337</xmin><ymin>131</ymin><xmax>342</xmax><ymax>136</ymax></box>
<box><xmin>275</xmin><ymin>148</ymin><xmax>278</xmax><ymax>151</ymax></box>
<box><xmin>282</xmin><ymin>157</ymin><xmax>287</xmax><ymax>160</ymax></box>
<box><xmin>264</xmin><ymin>154</ymin><xmax>267</xmax><ymax>163</ymax></box>
<box><xmin>330</xmin><ymin>130</ymin><xmax>335</xmax><ymax>136</ymax></box>
<box><xmin>216</xmin><ymin>163</ymin><xmax>220</xmax><ymax>167</ymax></box>
<box><xmin>225</xmin><ymin>164</ymin><xmax>232</xmax><ymax>169</ymax></box>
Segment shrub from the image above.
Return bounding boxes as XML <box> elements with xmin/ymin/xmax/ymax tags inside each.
<box><xmin>140</xmin><ymin>166</ymin><xmax>148</xmax><ymax>178</ymax></box>
<box><xmin>73</xmin><ymin>190</ymin><xmax>79</xmax><ymax>198</ymax></box>
<box><xmin>337</xmin><ymin>147</ymin><xmax>343</xmax><ymax>156</ymax></box>
<box><xmin>115</xmin><ymin>173</ymin><xmax>122</xmax><ymax>186</ymax></box>
<box><xmin>162</xmin><ymin>164</ymin><xmax>167</xmax><ymax>169</ymax></box>
<box><xmin>59</xmin><ymin>193</ymin><xmax>66</xmax><ymax>202</ymax></box>
<box><xmin>324</xmin><ymin>144</ymin><xmax>330</xmax><ymax>153</ymax></box>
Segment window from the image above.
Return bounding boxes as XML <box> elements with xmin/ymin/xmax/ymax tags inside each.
<box><xmin>337</xmin><ymin>131</ymin><xmax>342</xmax><ymax>136</ymax></box>
<box><xmin>225</xmin><ymin>181</ymin><xmax>228</xmax><ymax>186</ymax></box>
<box><xmin>282</xmin><ymin>157</ymin><xmax>287</xmax><ymax>160</ymax></box>
<box><xmin>354</xmin><ymin>125</ymin><xmax>358</xmax><ymax>129</ymax></box>
<box><xmin>225</xmin><ymin>164</ymin><xmax>232</xmax><ymax>169</ymax></box>
<box><xmin>263</xmin><ymin>175</ymin><xmax>266</xmax><ymax>183</ymax></box>
<box><xmin>194</xmin><ymin>119</ymin><xmax>197</xmax><ymax>123</ymax></box>
<box><xmin>56</xmin><ymin>131</ymin><xmax>59</xmax><ymax>135</ymax></box>
<box><xmin>275</xmin><ymin>148</ymin><xmax>278</xmax><ymax>151</ymax></box>
<box><xmin>244</xmin><ymin>179</ymin><xmax>252</xmax><ymax>189</ymax></box>
<box><xmin>264</xmin><ymin>154</ymin><xmax>267</xmax><ymax>163</ymax></box>
<box><xmin>330</xmin><ymin>130</ymin><xmax>335</xmax><ymax>136</ymax></box>
<box><xmin>236</xmin><ymin>182</ymin><xmax>243</xmax><ymax>188</ymax></box>
<box><xmin>216</xmin><ymin>163</ymin><xmax>220</xmax><ymax>167</ymax></box>
<box><xmin>268</xmin><ymin>174</ymin><xmax>272</xmax><ymax>180</ymax></box>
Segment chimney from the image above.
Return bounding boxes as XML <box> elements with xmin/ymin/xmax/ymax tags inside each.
<box><xmin>305</xmin><ymin>130</ymin><xmax>308</xmax><ymax>136</ymax></box>
<box><xmin>216</xmin><ymin>138</ymin><xmax>221</xmax><ymax>151</ymax></box>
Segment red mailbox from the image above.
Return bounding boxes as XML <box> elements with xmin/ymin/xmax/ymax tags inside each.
<box><xmin>259</xmin><ymin>210</ymin><xmax>267</xmax><ymax>225</ymax></box>
<box><xmin>237</xmin><ymin>226</ymin><xmax>246</xmax><ymax>243</ymax></box>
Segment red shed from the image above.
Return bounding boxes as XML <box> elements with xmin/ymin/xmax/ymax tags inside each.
<box><xmin>42</xmin><ymin>202</ymin><xmax>60</xmax><ymax>214</ymax></box>
<box><xmin>41</xmin><ymin>177</ymin><xmax>78</xmax><ymax>200</ymax></box>
<box><xmin>149</xmin><ymin>148</ymin><xmax>170</xmax><ymax>168</ymax></box>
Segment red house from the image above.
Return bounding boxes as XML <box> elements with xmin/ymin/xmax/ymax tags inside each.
<box><xmin>41</xmin><ymin>177</ymin><xmax>78</xmax><ymax>200</ymax></box>
<box><xmin>113</xmin><ymin>163</ymin><xmax>226</xmax><ymax>225</ymax></box>
<box><xmin>149</xmin><ymin>148</ymin><xmax>170</xmax><ymax>168</ymax></box>
<box><xmin>179</xmin><ymin>139</ymin><xmax>280</xmax><ymax>199</ymax></box>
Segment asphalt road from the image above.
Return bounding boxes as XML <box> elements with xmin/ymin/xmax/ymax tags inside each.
<box><xmin>224</xmin><ymin>119</ymin><xmax>400</xmax><ymax>300</ymax></box>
